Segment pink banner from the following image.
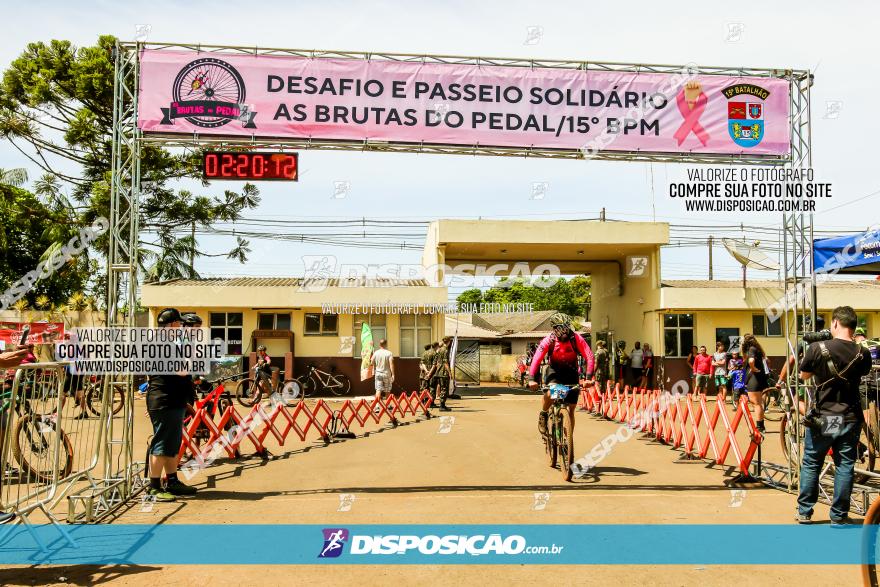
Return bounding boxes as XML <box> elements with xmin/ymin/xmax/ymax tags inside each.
<box><xmin>137</xmin><ymin>49</ymin><xmax>791</xmax><ymax>157</ymax></box>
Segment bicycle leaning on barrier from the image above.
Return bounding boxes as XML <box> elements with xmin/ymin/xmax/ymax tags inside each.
<box><xmin>0</xmin><ymin>367</ymin><xmax>73</xmax><ymax>485</ymax></box>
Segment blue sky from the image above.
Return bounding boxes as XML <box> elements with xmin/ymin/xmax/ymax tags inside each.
<box><xmin>1</xmin><ymin>0</ymin><xmax>877</xmax><ymax>297</ymax></box>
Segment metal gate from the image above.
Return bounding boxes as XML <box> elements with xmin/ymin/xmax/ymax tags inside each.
<box><xmin>453</xmin><ymin>340</ymin><xmax>480</xmax><ymax>385</ymax></box>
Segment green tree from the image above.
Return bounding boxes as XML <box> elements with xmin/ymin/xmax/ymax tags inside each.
<box><xmin>0</xmin><ymin>184</ymin><xmax>89</xmax><ymax>307</ymax></box>
<box><xmin>0</xmin><ymin>36</ymin><xmax>259</xmax><ymax>286</ymax></box>
<box><xmin>456</xmin><ymin>288</ymin><xmax>483</xmax><ymax>305</ymax></box>
<box><xmin>456</xmin><ymin>276</ymin><xmax>592</xmax><ymax>317</ymax></box>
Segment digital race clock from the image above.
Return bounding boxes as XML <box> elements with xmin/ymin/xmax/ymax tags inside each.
<box><xmin>202</xmin><ymin>151</ymin><xmax>299</xmax><ymax>181</ymax></box>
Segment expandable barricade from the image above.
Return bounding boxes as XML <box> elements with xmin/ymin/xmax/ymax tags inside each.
<box><xmin>177</xmin><ymin>390</ymin><xmax>433</xmax><ymax>471</ymax></box>
<box><xmin>578</xmin><ymin>383</ymin><xmax>762</xmax><ymax>477</ymax></box>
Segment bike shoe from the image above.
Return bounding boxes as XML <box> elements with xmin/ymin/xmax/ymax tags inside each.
<box><xmin>165</xmin><ymin>479</ymin><xmax>197</xmax><ymax>496</ymax></box>
<box><xmin>538</xmin><ymin>411</ymin><xmax>549</xmax><ymax>436</ymax></box>
<box><xmin>148</xmin><ymin>488</ymin><xmax>177</xmax><ymax>502</ymax></box>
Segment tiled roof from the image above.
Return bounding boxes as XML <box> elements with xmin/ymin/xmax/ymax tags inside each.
<box><xmin>661</xmin><ymin>279</ymin><xmax>880</xmax><ymax>289</ymax></box>
<box><xmin>145</xmin><ymin>277</ymin><xmax>431</xmax><ymax>287</ymax></box>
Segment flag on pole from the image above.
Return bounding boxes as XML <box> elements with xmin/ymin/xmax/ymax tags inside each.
<box><xmin>360</xmin><ymin>322</ymin><xmax>374</xmax><ymax>381</ymax></box>
<box><xmin>449</xmin><ymin>334</ymin><xmax>459</xmax><ymax>389</ymax></box>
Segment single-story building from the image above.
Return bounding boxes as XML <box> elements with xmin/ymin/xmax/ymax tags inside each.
<box><xmin>141</xmin><ymin>277</ymin><xmax>447</xmax><ymax>393</ymax></box>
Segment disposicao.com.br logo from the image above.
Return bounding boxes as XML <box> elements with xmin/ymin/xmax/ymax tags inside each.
<box><xmin>318</xmin><ymin>529</ymin><xmax>564</xmax><ymax>558</ymax></box>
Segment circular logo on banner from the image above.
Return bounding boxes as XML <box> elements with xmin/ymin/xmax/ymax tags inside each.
<box><xmin>164</xmin><ymin>57</ymin><xmax>253</xmax><ymax>129</ymax></box>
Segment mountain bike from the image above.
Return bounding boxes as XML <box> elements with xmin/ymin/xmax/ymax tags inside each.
<box><xmin>235</xmin><ymin>367</ymin><xmax>299</xmax><ymax>407</ymax></box>
<box><xmin>186</xmin><ymin>374</ymin><xmax>241</xmax><ymax>459</ymax></box>
<box><xmin>296</xmin><ymin>364</ymin><xmax>351</xmax><ymax>397</ymax></box>
<box><xmin>541</xmin><ymin>383</ymin><xmax>579</xmax><ymax>482</ymax></box>
<box><xmin>1</xmin><ymin>376</ymin><xmax>73</xmax><ymax>484</ymax></box>
<box><xmin>762</xmin><ymin>385</ymin><xmax>785</xmax><ymax>422</ymax></box>
<box><xmin>84</xmin><ymin>377</ymin><xmax>125</xmax><ymax>417</ymax></box>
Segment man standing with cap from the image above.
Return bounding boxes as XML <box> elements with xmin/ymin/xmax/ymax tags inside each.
<box><xmin>146</xmin><ymin>307</ymin><xmax>198</xmax><ymax>501</ymax></box>
<box><xmin>427</xmin><ymin>336</ymin><xmax>453</xmax><ymax>411</ymax></box>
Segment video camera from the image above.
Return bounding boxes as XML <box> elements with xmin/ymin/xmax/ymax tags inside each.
<box><xmin>802</xmin><ymin>329</ymin><xmax>832</xmax><ymax>344</ymax></box>
<box><xmin>801</xmin><ymin>315</ymin><xmax>831</xmax><ymax>345</ymax></box>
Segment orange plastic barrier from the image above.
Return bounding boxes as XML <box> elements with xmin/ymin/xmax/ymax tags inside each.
<box><xmin>177</xmin><ymin>390</ymin><xmax>433</xmax><ymax>469</ymax></box>
<box><xmin>578</xmin><ymin>384</ymin><xmax>762</xmax><ymax>477</ymax></box>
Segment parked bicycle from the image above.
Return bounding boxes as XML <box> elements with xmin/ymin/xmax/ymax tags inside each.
<box><xmin>541</xmin><ymin>383</ymin><xmax>579</xmax><ymax>482</ymax></box>
<box><xmin>186</xmin><ymin>374</ymin><xmax>241</xmax><ymax>459</ymax></box>
<box><xmin>1</xmin><ymin>374</ymin><xmax>73</xmax><ymax>484</ymax></box>
<box><xmin>235</xmin><ymin>366</ymin><xmax>299</xmax><ymax>407</ymax></box>
<box><xmin>296</xmin><ymin>364</ymin><xmax>351</xmax><ymax>397</ymax></box>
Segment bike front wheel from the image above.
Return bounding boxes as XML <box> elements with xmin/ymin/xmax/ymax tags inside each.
<box><xmin>546</xmin><ymin>414</ymin><xmax>558</xmax><ymax>469</ymax></box>
<box><xmin>13</xmin><ymin>414</ymin><xmax>74</xmax><ymax>484</ymax></box>
<box><xmin>862</xmin><ymin>494</ymin><xmax>880</xmax><ymax>586</ymax></box>
<box><xmin>559</xmin><ymin>409</ymin><xmax>575</xmax><ymax>482</ymax></box>
<box><xmin>327</xmin><ymin>374</ymin><xmax>351</xmax><ymax>397</ymax></box>
<box><xmin>235</xmin><ymin>378</ymin><xmax>261</xmax><ymax>407</ymax></box>
<box><xmin>296</xmin><ymin>374</ymin><xmax>316</xmax><ymax>397</ymax></box>
<box><xmin>763</xmin><ymin>390</ymin><xmax>784</xmax><ymax>422</ymax></box>
<box><xmin>86</xmin><ymin>383</ymin><xmax>125</xmax><ymax>417</ymax></box>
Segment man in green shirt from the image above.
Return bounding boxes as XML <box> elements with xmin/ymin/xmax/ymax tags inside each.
<box><xmin>420</xmin><ymin>343</ymin><xmax>436</xmax><ymax>392</ymax></box>
<box><xmin>427</xmin><ymin>337</ymin><xmax>452</xmax><ymax>412</ymax></box>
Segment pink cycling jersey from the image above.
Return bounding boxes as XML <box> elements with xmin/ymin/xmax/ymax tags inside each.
<box><xmin>529</xmin><ymin>332</ymin><xmax>595</xmax><ymax>381</ymax></box>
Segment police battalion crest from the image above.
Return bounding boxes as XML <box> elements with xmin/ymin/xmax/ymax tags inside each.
<box><xmin>722</xmin><ymin>83</ymin><xmax>769</xmax><ymax>148</ymax></box>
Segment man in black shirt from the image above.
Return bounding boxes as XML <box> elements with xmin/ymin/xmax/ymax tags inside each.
<box><xmin>146</xmin><ymin>308</ymin><xmax>198</xmax><ymax>501</ymax></box>
<box><xmin>797</xmin><ymin>306</ymin><xmax>872</xmax><ymax>525</ymax></box>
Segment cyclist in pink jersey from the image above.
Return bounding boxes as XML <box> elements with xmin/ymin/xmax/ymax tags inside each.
<box><xmin>528</xmin><ymin>313</ymin><xmax>595</xmax><ymax>437</ymax></box>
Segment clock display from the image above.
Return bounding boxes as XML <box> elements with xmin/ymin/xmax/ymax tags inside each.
<box><xmin>203</xmin><ymin>151</ymin><xmax>298</xmax><ymax>181</ymax></box>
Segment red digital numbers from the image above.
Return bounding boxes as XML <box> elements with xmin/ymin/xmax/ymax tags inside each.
<box><xmin>203</xmin><ymin>152</ymin><xmax>298</xmax><ymax>181</ymax></box>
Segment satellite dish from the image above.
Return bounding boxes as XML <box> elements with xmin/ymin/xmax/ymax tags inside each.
<box><xmin>722</xmin><ymin>238</ymin><xmax>780</xmax><ymax>291</ymax></box>
<box><xmin>722</xmin><ymin>238</ymin><xmax>780</xmax><ymax>271</ymax></box>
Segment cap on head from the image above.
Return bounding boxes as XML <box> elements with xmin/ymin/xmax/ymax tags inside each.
<box><xmin>156</xmin><ymin>307</ymin><xmax>181</xmax><ymax>326</ymax></box>
<box><xmin>257</xmin><ymin>344</ymin><xmax>267</xmax><ymax>352</ymax></box>
<box><xmin>855</xmin><ymin>327</ymin><xmax>867</xmax><ymax>337</ymax></box>
<box><xmin>181</xmin><ymin>312</ymin><xmax>203</xmax><ymax>327</ymax></box>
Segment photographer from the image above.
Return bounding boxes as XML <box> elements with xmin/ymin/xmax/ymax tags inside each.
<box><xmin>796</xmin><ymin>306</ymin><xmax>872</xmax><ymax>526</ymax></box>
<box><xmin>145</xmin><ymin>308</ymin><xmax>198</xmax><ymax>501</ymax></box>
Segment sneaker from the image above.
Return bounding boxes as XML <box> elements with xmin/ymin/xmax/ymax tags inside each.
<box><xmin>830</xmin><ymin>516</ymin><xmax>856</xmax><ymax>528</ymax></box>
<box><xmin>148</xmin><ymin>488</ymin><xmax>176</xmax><ymax>502</ymax></box>
<box><xmin>795</xmin><ymin>512</ymin><xmax>812</xmax><ymax>524</ymax></box>
<box><xmin>538</xmin><ymin>411</ymin><xmax>549</xmax><ymax>436</ymax></box>
<box><xmin>165</xmin><ymin>479</ymin><xmax>197</xmax><ymax>496</ymax></box>
<box><xmin>0</xmin><ymin>512</ymin><xmax>16</xmax><ymax>524</ymax></box>
<box><xmin>439</xmin><ymin>405</ymin><xmax>452</xmax><ymax>412</ymax></box>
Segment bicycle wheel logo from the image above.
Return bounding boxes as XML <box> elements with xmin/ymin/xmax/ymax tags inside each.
<box><xmin>160</xmin><ymin>57</ymin><xmax>257</xmax><ymax>129</ymax></box>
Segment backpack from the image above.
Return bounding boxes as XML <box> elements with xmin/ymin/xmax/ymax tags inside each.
<box><xmin>548</xmin><ymin>334</ymin><xmax>588</xmax><ymax>365</ymax></box>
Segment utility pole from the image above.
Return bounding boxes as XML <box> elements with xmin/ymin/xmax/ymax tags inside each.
<box><xmin>190</xmin><ymin>220</ymin><xmax>196</xmax><ymax>276</ymax></box>
<box><xmin>708</xmin><ymin>235</ymin><xmax>714</xmax><ymax>280</ymax></box>
<box><xmin>600</xmin><ymin>207</ymin><xmax>606</xmax><ymax>222</ymax></box>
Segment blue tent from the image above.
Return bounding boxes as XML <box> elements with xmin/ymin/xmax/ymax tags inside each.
<box><xmin>813</xmin><ymin>229</ymin><xmax>880</xmax><ymax>274</ymax></box>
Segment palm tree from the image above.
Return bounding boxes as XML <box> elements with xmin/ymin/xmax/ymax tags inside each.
<box><xmin>0</xmin><ymin>168</ymin><xmax>28</xmax><ymax>188</ymax></box>
<box><xmin>66</xmin><ymin>292</ymin><xmax>88</xmax><ymax>328</ymax></box>
<box><xmin>12</xmin><ymin>299</ymin><xmax>30</xmax><ymax>325</ymax></box>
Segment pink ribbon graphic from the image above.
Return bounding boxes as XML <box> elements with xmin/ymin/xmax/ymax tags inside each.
<box><xmin>674</xmin><ymin>91</ymin><xmax>710</xmax><ymax>146</ymax></box>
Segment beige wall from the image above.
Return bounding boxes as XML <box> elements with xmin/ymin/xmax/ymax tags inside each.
<box><xmin>591</xmin><ymin>246</ymin><xmax>662</xmax><ymax>352</ymax></box>
<box><xmin>655</xmin><ymin>308</ymin><xmax>880</xmax><ymax>357</ymax></box>
<box><xmin>147</xmin><ymin>305</ymin><xmax>444</xmax><ymax>359</ymax></box>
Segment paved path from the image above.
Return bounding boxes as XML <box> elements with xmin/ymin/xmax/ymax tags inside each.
<box><xmin>0</xmin><ymin>392</ymin><xmax>863</xmax><ymax>586</ymax></box>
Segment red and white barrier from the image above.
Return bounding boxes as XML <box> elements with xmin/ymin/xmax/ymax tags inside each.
<box><xmin>578</xmin><ymin>383</ymin><xmax>762</xmax><ymax>477</ymax></box>
<box><xmin>177</xmin><ymin>390</ymin><xmax>433</xmax><ymax>469</ymax></box>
